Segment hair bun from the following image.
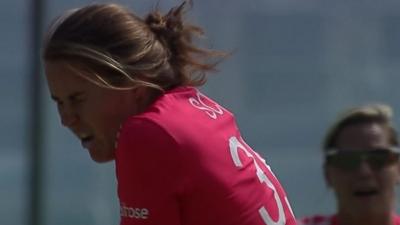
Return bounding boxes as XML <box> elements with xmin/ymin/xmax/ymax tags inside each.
<box><xmin>145</xmin><ymin>2</ymin><xmax>186</xmax><ymax>42</ymax></box>
<box><xmin>146</xmin><ymin>13</ymin><xmax>167</xmax><ymax>33</ymax></box>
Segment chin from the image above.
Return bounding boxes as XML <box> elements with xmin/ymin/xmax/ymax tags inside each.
<box><xmin>354</xmin><ymin>202</ymin><xmax>388</xmax><ymax>215</ymax></box>
<box><xmin>91</xmin><ymin>156</ymin><xmax>115</xmax><ymax>163</ymax></box>
<box><xmin>88</xmin><ymin>148</ymin><xmax>115</xmax><ymax>163</ymax></box>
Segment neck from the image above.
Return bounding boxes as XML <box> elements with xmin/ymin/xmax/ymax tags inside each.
<box><xmin>337</xmin><ymin>210</ymin><xmax>394</xmax><ymax>225</ymax></box>
<box><xmin>134</xmin><ymin>87</ymin><xmax>162</xmax><ymax>115</ymax></box>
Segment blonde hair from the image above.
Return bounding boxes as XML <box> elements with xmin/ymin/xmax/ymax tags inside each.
<box><xmin>323</xmin><ymin>103</ymin><xmax>398</xmax><ymax>151</ymax></box>
<box><xmin>43</xmin><ymin>2</ymin><xmax>226</xmax><ymax>91</ymax></box>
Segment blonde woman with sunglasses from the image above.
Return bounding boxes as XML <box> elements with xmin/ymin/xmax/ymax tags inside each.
<box><xmin>299</xmin><ymin>104</ymin><xmax>400</xmax><ymax>225</ymax></box>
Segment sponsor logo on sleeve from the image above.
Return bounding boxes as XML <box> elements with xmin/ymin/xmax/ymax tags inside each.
<box><xmin>120</xmin><ymin>203</ymin><xmax>149</xmax><ymax>220</ymax></box>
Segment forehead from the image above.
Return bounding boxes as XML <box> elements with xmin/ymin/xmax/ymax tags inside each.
<box><xmin>335</xmin><ymin>122</ymin><xmax>390</xmax><ymax>150</ymax></box>
<box><xmin>45</xmin><ymin>61</ymin><xmax>93</xmax><ymax>94</ymax></box>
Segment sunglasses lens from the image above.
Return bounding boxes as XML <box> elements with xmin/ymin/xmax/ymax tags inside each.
<box><xmin>327</xmin><ymin>152</ymin><xmax>361</xmax><ymax>170</ymax></box>
<box><xmin>327</xmin><ymin>149</ymin><xmax>399</xmax><ymax>171</ymax></box>
<box><xmin>367</xmin><ymin>150</ymin><xmax>399</xmax><ymax>170</ymax></box>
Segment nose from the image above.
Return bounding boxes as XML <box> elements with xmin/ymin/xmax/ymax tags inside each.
<box><xmin>59</xmin><ymin>105</ymin><xmax>79</xmax><ymax>128</ymax></box>
<box><xmin>357</xmin><ymin>159</ymin><xmax>374</xmax><ymax>177</ymax></box>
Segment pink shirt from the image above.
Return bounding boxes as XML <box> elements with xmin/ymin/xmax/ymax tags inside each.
<box><xmin>115</xmin><ymin>86</ymin><xmax>296</xmax><ymax>225</ymax></box>
<box><xmin>298</xmin><ymin>214</ymin><xmax>400</xmax><ymax>225</ymax></box>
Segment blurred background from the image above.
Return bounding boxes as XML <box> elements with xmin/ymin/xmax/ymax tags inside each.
<box><xmin>3</xmin><ymin>0</ymin><xmax>400</xmax><ymax>224</ymax></box>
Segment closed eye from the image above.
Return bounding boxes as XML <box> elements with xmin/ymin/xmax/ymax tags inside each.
<box><xmin>51</xmin><ymin>95</ymin><xmax>63</xmax><ymax>106</ymax></box>
<box><xmin>69</xmin><ymin>93</ymin><xmax>86</xmax><ymax>104</ymax></box>
<box><xmin>50</xmin><ymin>92</ymin><xmax>86</xmax><ymax>106</ymax></box>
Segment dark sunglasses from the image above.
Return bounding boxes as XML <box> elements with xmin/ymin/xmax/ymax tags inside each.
<box><xmin>325</xmin><ymin>147</ymin><xmax>400</xmax><ymax>171</ymax></box>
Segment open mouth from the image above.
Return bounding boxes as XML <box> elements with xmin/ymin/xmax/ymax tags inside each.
<box><xmin>81</xmin><ymin>136</ymin><xmax>93</xmax><ymax>142</ymax></box>
<box><xmin>80</xmin><ymin>136</ymin><xmax>94</xmax><ymax>149</ymax></box>
<box><xmin>353</xmin><ymin>189</ymin><xmax>379</xmax><ymax>197</ymax></box>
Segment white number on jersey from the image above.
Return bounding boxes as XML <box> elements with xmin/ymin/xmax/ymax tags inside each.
<box><xmin>229</xmin><ymin>136</ymin><xmax>293</xmax><ymax>225</ymax></box>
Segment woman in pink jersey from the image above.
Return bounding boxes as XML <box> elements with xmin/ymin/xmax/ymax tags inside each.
<box><xmin>42</xmin><ymin>1</ymin><xmax>296</xmax><ymax>225</ymax></box>
<box><xmin>299</xmin><ymin>104</ymin><xmax>400</xmax><ymax>225</ymax></box>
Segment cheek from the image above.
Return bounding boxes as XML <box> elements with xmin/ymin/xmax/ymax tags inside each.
<box><xmin>379</xmin><ymin>167</ymin><xmax>400</xmax><ymax>187</ymax></box>
<box><xmin>327</xmin><ymin>170</ymin><xmax>353</xmax><ymax>191</ymax></box>
<box><xmin>95</xmin><ymin>99</ymin><xmax>128</xmax><ymax>130</ymax></box>
<box><xmin>79</xmin><ymin>98</ymin><xmax>115</xmax><ymax>129</ymax></box>
<box><xmin>88</xmin><ymin>92</ymin><xmax>135</xmax><ymax>134</ymax></box>
<box><xmin>103</xmin><ymin>101</ymin><xmax>129</xmax><ymax>121</ymax></box>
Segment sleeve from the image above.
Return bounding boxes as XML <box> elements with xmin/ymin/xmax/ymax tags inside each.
<box><xmin>116</xmin><ymin>118</ymin><xmax>184</xmax><ymax>225</ymax></box>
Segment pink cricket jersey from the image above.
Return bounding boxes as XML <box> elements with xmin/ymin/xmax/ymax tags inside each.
<box><xmin>115</xmin><ymin>86</ymin><xmax>296</xmax><ymax>225</ymax></box>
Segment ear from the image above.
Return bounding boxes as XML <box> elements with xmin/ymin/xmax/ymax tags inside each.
<box><xmin>324</xmin><ymin>163</ymin><xmax>333</xmax><ymax>188</ymax></box>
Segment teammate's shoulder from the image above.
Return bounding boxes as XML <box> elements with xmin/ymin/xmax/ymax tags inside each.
<box><xmin>297</xmin><ymin>214</ymin><xmax>335</xmax><ymax>225</ymax></box>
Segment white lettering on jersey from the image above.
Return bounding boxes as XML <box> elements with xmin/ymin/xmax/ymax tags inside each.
<box><xmin>229</xmin><ymin>136</ymin><xmax>287</xmax><ymax>225</ymax></box>
<box><xmin>120</xmin><ymin>203</ymin><xmax>149</xmax><ymax>220</ymax></box>
<box><xmin>188</xmin><ymin>91</ymin><xmax>224</xmax><ymax>119</ymax></box>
